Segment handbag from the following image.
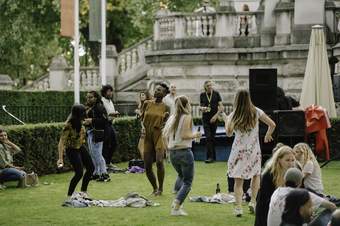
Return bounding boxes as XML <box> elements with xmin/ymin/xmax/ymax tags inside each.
<box><xmin>26</xmin><ymin>172</ymin><xmax>39</xmax><ymax>186</ymax></box>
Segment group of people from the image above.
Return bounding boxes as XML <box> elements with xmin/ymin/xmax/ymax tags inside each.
<box><xmin>57</xmin><ymin>85</ymin><xmax>118</xmax><ymax>199</ymax></box>
<box><xmin>3</xmin><ymin>78</ymin><xmax>338</xmax><ymax>224</ymax></box>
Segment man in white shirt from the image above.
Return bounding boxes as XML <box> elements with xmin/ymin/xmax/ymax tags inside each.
<box><xmin>163</xmin><ymin>84</ymin><xmax>177</xmax><ymax>116</ymax></box>
<box><xmin>267</xmin><ymin>168</ymin><xmax>336</xmax><ymax>226</ymax></box>
<box><xmin>101</xmin><ymin>85</ymin><xmax>119</xmax><ymax>169</ymax></box>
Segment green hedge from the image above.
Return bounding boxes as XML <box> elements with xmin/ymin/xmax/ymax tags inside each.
<box><xmin>3</xmin><ymin>117</ymin><xmax>142</xmax><ymax>175</ymax></box>
<box><xmin>0</xmin><ymin>90</ymin><xmax>88</xmax><ymax>125</ymax></box>
<box><xmin>0</xmin><ymin>90</ymin><xmax>87</xmax><ymax>106</ymax></box>
<box><xmin>2</xmin><ymin>117</ymin><xmax>340</xmax><ymax>175</ymax></box>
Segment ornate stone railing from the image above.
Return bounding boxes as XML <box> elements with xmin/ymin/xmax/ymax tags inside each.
<box><xmin>65</xmin><ymin>67</ymin><xmax>100</xmax><ymax>90</ymax></box>
<box><xmin>21</xmin><ymin>74</ymin><xmax>50</xmax><ymax>90</ymax></box>
<box><xmin>117</xmin><ymin>36</ymin><xmax>153</xmax><ymax>77</ymax></box>
<box><xmin>154</xmin><ymin>11</ymin><xmax>259</xmax><ymax>41</ymax></box>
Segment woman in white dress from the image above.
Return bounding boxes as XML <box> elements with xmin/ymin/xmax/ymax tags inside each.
<box><xmin>221</xmin><ymin>89</ymin><xmax>276</xmax><ymax>217</ymax></box>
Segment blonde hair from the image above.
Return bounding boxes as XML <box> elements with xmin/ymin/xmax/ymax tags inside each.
<box><xmin>293</xmin><ymin>143</ymin><xmax>320</xmax><ymax>170</ymax></box>
<box><xmin>230</xmin><ymin>89</ymin><xmax>257</xmax><ymax>133</ymax></box>
<box><xmin>163</xmin><ymin>95</ymin><xmax>191</xmax><ymax>139</ymax></box>
<box><xmin>263</xmin><ymin>145</ymin><xmax>294</xmax><ymax>188</ymax></box>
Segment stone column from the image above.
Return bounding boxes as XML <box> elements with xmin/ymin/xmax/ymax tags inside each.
<box><xmin>106</xmin><ymin>45</ymin><xmax>118</xmax><ymax>88</ymax></box>
<box><xmin>48</xmin><ymin>56</ymin><xmax>68</xmax><ymax>90</ymax></box>
<box><xmin>292</xmin><ymin>0</ymin><xmax>325</xmax><ymax>44</ymax></box>
<box><xmin>175</xmin><ymin>16</ymin><xmax>186</xmax><ymax>39</ymax></box>
<box><xmin>261</xmin><ymin>0</ymin><xmax>280</xmax><ymax>46</ymax></box>
<box><xmin>274</xmin><ymin>2</ymin><xmax>293</xmax><ymax>45</ymax></box>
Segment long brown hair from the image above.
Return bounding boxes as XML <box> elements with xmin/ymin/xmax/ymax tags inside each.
<box><xmin>163</xmin><ymin>95</ymin><xmax>191</xmax><ymax>139</ymax></box>
<box><xmin>230</xmin><ymin>89</ymin><xmax>257</xmax><ymax>133</ymax></box>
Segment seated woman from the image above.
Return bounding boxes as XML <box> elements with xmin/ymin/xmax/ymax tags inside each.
<box><xmin>254</xmin><ymin>145</ymin><xmax>296</xmax><ymax>226</ymax></box>
<box><xmin>0</xmin><ymin>129</ymin><xmax>27</xmax><ymax>188</ymax></box>
<box><xmin>293</xmin><ymin>142</ymin><xmax>324</xmax><ymax>195</ymax></box>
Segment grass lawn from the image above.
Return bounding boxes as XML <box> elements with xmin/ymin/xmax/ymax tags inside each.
<box><xmin>0</xmin><ymin>161</ymin><xmax>339</xmax><ymax>226</ymax></box>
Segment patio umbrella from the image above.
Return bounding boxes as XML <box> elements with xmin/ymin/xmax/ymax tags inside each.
<box><xmin>300</xmin><ymin>25</ymin><xmax>337</xmax><ymax>118</ymax></box>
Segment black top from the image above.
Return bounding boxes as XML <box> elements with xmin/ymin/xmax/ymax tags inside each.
<box><xmin>200</xmin><ymin>90</ymin><xmax>222</xmax><ymax>122</ymax></box>
<box><xmin>86</xmin><ymin>103</ymin><xmax>108</xmax><ymax>132</ymax></box>
<box><xmin>254</xmin><ymin>170</ymin><xmax>276</xmax><ymax>226</ymax></box>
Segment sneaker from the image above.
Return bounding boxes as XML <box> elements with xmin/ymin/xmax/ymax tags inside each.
<box><xmin>97</xmin><ymin>175</ymin><xmax>110</xmax><ymax>182</ymax></box>
<box><xmin>234</xmin><ymin>207</ymin><xmax>243</xmax><ymax>217</ymax></box>
<box><xmin>205</xmin><ymin>158</ymin><xmax>214</xmax><ymax>163</ymax></box>
<box><xmin>171</xmin><ymin>208</ymin><xmax>188</xmax><ymax>216</ymax></box>
<box><xmin>248</xmin><ymin>202</ymin><xmax>255</xmax><ymax>214</ymax></box>
<box><xmin>79</xmin><ymin>192</ymin><xmax>91</xmax><ymax>200</ymax></box>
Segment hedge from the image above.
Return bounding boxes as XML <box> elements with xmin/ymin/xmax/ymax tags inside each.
<box><xmin>2</xmin><ymin>117</ymin><xmax>340</xmax><ymax>176</ymax></box>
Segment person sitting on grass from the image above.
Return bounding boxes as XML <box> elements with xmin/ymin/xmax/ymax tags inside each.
<box><xmin>329</xmin><ymin>209</ymin><xmax>340</xmax><ymax>226</ymax></box>
<box><xmin>280</xmin><ymin>189</ymin><xmax>314</xmax><ymax>226</ymax></box>
<box><xmin>255</xmin><ymin>145</ymin><xmax>296</xmax><ymax>226</ymax></box>
<box><xmin>0</xmin><ymin>128</ymin><xmax>27</xmax><ymax>188</ymax></box>
<box><xmin>293</xmin><ymin>142</ymin><xmax>324</xmax><ymax>195</ymax></box>
<box><xmin>267</xmin><ymin>168</ymin><xmax>336</xmax><ymax>226</ymax></box>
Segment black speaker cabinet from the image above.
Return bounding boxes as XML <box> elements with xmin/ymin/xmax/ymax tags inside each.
<box><xmin>274</xmin><ymin>110</ymin><xmax>306</xmax><ymax>147</ymax></box>
<box><xmin>249</xmin><ymin>69</ymin><xmax>278</xmax><ymax>112</ymax></box>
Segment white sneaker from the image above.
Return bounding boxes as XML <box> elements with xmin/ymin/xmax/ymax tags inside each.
<box><xmin>171</xmin><ymin>208</ymin><xmax>188</xmax><ymax>216</ymax></box>
<box><xmin>79</xmin><ymin>191</ymin><xmax>91</xmax><ymax>199</ymax></box>
<box><xmin>234</xmin><ymin>207</ymin><xmax>243</xmax><ymax>217</ymax></box>
<box><xmin>248</xmin><ymin>202</ymin><xmax>255</xmax><ymax>214</ymax></box>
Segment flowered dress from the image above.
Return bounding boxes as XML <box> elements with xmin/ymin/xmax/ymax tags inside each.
<box><xmin>228</xmin><ymin>107</ymin><xmax>264</xmax><ymax>179</ymax></box>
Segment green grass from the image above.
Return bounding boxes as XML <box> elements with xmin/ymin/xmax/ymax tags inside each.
<box><xmin>0</xmin><ymin>161</ymin><xmax>339</xmax><ymax>226</ymax></box>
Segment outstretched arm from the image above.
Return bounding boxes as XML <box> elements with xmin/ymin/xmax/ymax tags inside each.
<box><xmin>259</xmin><ymin>113</ymin><xmax>276</xmax><ymax>143</ymax></box>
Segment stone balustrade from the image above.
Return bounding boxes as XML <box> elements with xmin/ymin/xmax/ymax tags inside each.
<box><xmin>154</xmin><ymin>11</ymin><xmax>259</xmax><ymax>41</ymax></box>
<box><xmin>65</xmin><ymin>67</ymin><xmax>100</xmax><ymax>90</ymax></box>
<box><xmin>117</xmin><ymin>36</ymin><xmax>153</xmax><ymax>76</ymax></box>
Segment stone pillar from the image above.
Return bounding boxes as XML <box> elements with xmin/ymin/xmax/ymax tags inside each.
<box><xmin>48</xmin><ymin>56</ymin><xmax>68</xmax><ymax>90</ymax></box>
<box><xmin>274</xmin><ymin>2</ymin><xmax>293</xmax><ymax>45</ymax></box>
<box><xmin>215</xmin><ymin>13</ymin><xmax>235</xmax><ymax>37</ymax></box>
<box><xmin>175</xmin><ymin>16</ymin><xmax>186</xmax><ymax>39</ymax></box>
<box><xmin>261</xmin><ymin>0</ymin><xmax>280</xmax><ymax>46</ymax></box>
<box><xmin>292</xmin><ymin>0</ymin><xmax>325</xmax><ymax>44</ymax></box>
<box><xmin>106</xmin><ymin>45</ymin><xmax>118</xmax><ymax>88</ymax></box>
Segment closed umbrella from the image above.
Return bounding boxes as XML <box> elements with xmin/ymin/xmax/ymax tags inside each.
<box><xmin>300</xmin><ymin>25</ymin><xmax>337</xmax><ymax>118</ymax></box>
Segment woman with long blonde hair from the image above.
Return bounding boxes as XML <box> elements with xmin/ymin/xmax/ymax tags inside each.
<box><xmin>293</xmin><ymin>143</ymin><xmax>324</xmax><ymax>194</ymax></box>
<box><xmin>163</xmin><ymin>95</ymin><xmax>201</xmax><ymax>216</ymax></box>
<box><xmin>255</xmin><ymin>145</ymin><xmax>296</xmax><ymax>226</ymax></box>
<box><xmin>221</xmin><ymin>89</ymin><xmax>276</xmax><ymax>217</ymax></box>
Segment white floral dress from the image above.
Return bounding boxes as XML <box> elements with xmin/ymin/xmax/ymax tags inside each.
<box><xmin>228</xmin><ymin>107</ymin><xmax>264</xmax><ymax>179</ymax></box>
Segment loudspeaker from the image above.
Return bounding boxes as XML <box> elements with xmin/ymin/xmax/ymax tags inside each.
<box><xmin>274</xmin><ymin>110</ymin><xmax>305</xmax><ymax>147</ymax></box>
<box><xmin>249</xmin><ymin>69</ymin><xmax>277</xmax><ymax>111</ymax></box>
<box><xmin>274</xmin><ymin>110</ymin><xmax>305</xmax><ymax>137</ymax></box>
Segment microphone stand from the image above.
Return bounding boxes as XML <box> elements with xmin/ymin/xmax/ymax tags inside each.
<box><xmin>2</xmin><ymin>105</ymin><xmax>25</xmax><ymax>125</ymax></box>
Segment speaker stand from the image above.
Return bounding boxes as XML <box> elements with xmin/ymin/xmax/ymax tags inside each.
<box><xmin>320</xmin><ymin>152</ymin><xmax>340</xmax><ymax>168</ymax></box>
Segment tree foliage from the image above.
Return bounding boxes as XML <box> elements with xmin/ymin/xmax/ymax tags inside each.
<box><xmin>0</xmin><ymin>0</ymin><xmax>218</xmax><ymax>85</ymax></box>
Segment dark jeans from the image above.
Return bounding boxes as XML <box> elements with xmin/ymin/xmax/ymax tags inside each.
<box><xmin>66</xmin><ymin>146</ymin><xmax>94</xmax><ymax>196</ymax></box>
<box><xmin>170</xmin><ymin>149</ymin><xmax>194</xmax><ymax>204</ymax></box>
<box><xmin>102</xmin><ymin>123</ymin><xmax>117</xmax><ymax>165</ymax></box>
<box><xmin>0</xmin><ymin>168</ymin><xmax>26</xmax><ymax>183</ymax></box>
<box><xmin>202</xmin><ymin>120</ymin><xmax>217</xmax><ymax>160</ymax></box>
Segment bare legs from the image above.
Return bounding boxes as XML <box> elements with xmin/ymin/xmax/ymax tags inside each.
<box><xmin>144</xmin><ymin>155</ymin><xmax>164</xmax><ymax>195</ymax></box>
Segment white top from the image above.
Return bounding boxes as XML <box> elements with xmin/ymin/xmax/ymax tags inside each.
<box><xmin>101</xmin><ymin>97</ymin><xmax>116</xmax><ymax>115</ymax></box>
<box><xmin>163</xmin><ymin>94</ymin><xmax>176</xmax><ymax>115</ymax></box>
<box><xmin>167</xmin><ymin>115</ymin><xmax>192</xmax><ymax>150</ymax></box>
<box><xmin>267</xmin><ymin>187</ymin><xmax>324</xmax><ymax>226</ymax></box>
<box><xmin>302</xmin><ymin>160</ymin><xmax>324</xmax><ymax>194</ymax></box>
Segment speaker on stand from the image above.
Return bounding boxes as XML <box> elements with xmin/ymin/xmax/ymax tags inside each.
<box><xmin>274</xmin><ymin>110</ymin><xmax>306</xmax><ymax>147</ymax></box>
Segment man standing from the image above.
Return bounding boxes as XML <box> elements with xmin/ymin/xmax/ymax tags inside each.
<box><xmin>163</xmin><ymin>83</ymin><xmax>177</xmax><ymax>115</ymax></box>
<box><xmin>199</xmin><ymin>81</ymin><xmax>223</xmax><ymax>163</ymax></box>
<box><xmin>100</xmin><ymin>85</ymin><xmax>119</xmax><ymax>169</ymax></box>
<box><xmin>0</xmin><ymin>129</ymin><xmax>27</xmax><ymax>188</ymax></box>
